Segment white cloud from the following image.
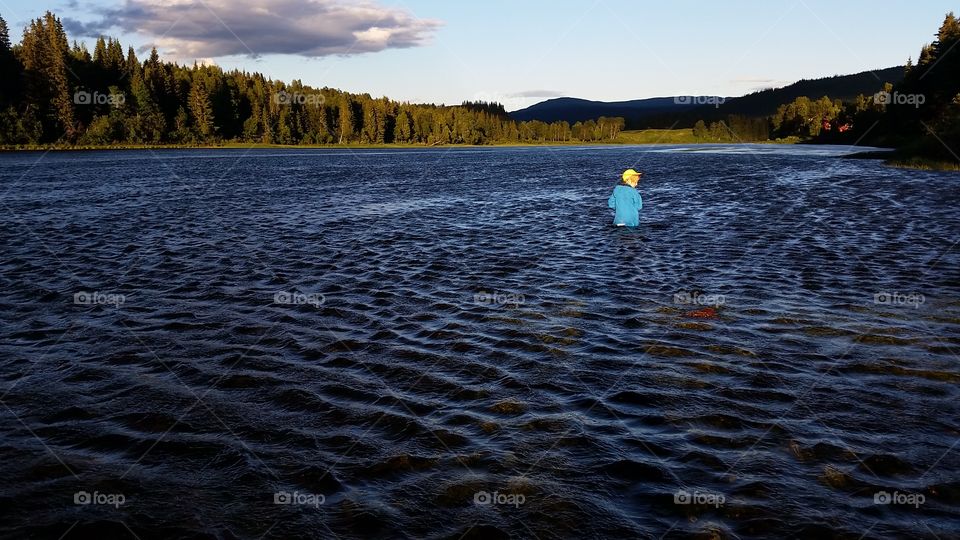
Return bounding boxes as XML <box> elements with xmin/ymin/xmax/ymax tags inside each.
<box><xmin>729</xmin><ymin>77</ymin><xmax>792</xmax><ymax>92</ymax></box>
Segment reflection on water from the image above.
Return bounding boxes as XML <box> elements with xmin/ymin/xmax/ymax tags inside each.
<box><xmin>0</xmin><ymin>146</ymin><xmax>958</xmax><ymax>539</ymax></box>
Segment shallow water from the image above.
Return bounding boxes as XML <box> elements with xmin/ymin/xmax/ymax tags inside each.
<box><xmin>0</xmin><ymin>144</ymin><xmax>958</xmax><ymax>539</ymax></box>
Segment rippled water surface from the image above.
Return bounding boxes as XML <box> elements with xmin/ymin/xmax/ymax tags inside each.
<box><xmin>1</xmin><ymin>145</ymin><xmax>959</xmax><ymax>539</ymax></box>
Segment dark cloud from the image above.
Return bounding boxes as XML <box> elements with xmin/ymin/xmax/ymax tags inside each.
<box><xmin>63</xmin><ymin>0</ymin><xmax>441</xmax><ymax>60</ymax></box>
<box><xmin>507</xmin><ymin>90</ymin><xmax>566</xmax><ymax>98</ymax></box>
<box><xmin>62</xmin><ymin>18</ymin><xmax>110</xmax><ymax>37</ymax></box>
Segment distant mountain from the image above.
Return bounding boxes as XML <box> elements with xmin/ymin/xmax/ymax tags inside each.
<box><xmin>508</xmin><ymin>96</ymin><xmax>720</xmax><ymax>125</ymax></box>
<box><xmin>510</xmin><ymin>67</ymin><xmax>905</xmax><ymax>129</ymax></box>
<box><xmin>709</xmin><ymin>66</ymin><xmax>905</xmax><ymax>118</ymax></box>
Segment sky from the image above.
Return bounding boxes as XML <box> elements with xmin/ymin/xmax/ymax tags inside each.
<box><xmin>0</xmin><ymin>0</ymin><xmax>956</xmax><ymax>111</ymax></box>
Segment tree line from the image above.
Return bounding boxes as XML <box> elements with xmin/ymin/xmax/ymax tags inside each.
<box><xmin>857</xmin><ymin>12</ymin><xmax>960</xmax><ymax>163</ymax></box>
<box><xmin>688</xmin><ymin>96</ymin><xmax>863</xmax><ymax>143</ymax></box>
<box><xmin>786</xmin><ymin>11</ymin><xmax>960</xmax><ymax>163</ymax></box>
<box><xmin>691</xmin><ymin>116</ymin><xmax>771</xmax><ymax>143</ymax></box>
<box><xmin>0</xmin><ymin>12</ymin><xmax>626</xmax><ymax>147</ymax></box>
<box><xmin>689</xmin><ymin>11</ymin><xmax>960</xmax><ymax>163</ymax></box>
<box><xmin>3</xmin><ymin>9</ymin><xmax>955</xmax><ymax>158</ymax></box>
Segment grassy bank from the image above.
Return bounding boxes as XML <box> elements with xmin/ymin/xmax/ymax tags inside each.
<box><xmin>886</xmin><ymin>157</ymin><xmax>960</xmax><ymax>171</ymax></box>
<box><xmin>614</xmin><ymin>129</ymin><xmax>701</xmax><ymax>144</ymax></box>
<box><xmin>0</xmin><ymin>129</ymin><xmax>801</xmax><ymax>152</ymax></box>
<box><xmin>613</xmin><ymin>129</ymin><xmax>799</xmax><ymax>145</ymax></box>
<box><xmin>844</xmin><ymin>150</ymin><xmax>960</xmax><ymax>171</ymax></box>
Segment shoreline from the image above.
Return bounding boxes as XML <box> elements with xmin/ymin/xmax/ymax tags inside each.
<box><xmin>0</xmin><ymin>129</ymin><xmax>799</xmax><ymax>152</ymax></box>
<box><xmin>843</xmin><ymin>150</ymin><xmax>960</xmax><ymax>171</ymax></box>
<box><xmin>0</xmin><ymin>142</ymin><xmax>805</xmax><ymax>153</ymax></box>
<box><xmin>0</xmin><ymin>142</ymin><xmax>649</xmax><ymax>152</ymax></box>
<box><xmin>7</xmin><ymin>134</ymin><xmax>951</xmax><ymax>172</ymax></box>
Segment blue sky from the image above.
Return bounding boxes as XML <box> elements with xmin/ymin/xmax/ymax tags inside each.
<box><xmin>1</xmin><ymin>0</ymin><xmax>956</xmax><ymax>110</ymax></box>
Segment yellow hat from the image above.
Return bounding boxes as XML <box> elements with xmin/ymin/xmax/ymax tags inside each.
<box><xmin>622</xmin><ymin>169</ymin><xmax>642</xmax><ymax>182</ymax></box>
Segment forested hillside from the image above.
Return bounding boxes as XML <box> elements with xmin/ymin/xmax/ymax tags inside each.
<box><xmin>0</xmin><ymin>12</ymin><xmax>624</xmax><ymax>146</ymax></box>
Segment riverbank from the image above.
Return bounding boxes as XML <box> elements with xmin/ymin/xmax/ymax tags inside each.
<box><xmin>843</xmin><ymin>149</ymin><xmax>960</xmax><ymax>171</ymax></box>
<box><xmin>0</xmin><ymin>129</ymin><xmax>800</xmax><ymax>152</ymax></box>
<box><xmin>887</xmin><ymin>157</ymin><xmax>960</xmax><ymax>171</ymax></box>
<box><xmin>615</xmin><ymin>130</ymin><xmax>800</xmax><ymax>145</ymax></box>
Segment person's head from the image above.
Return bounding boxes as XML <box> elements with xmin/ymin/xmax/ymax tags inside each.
<box><xmin>622</xmin><ymin>169</ymin><xmax>643</xmax><ymax>187</ymax></box>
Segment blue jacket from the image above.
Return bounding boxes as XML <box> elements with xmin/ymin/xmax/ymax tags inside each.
<box><xmin>607</xmin><ymin>184</ymin><xmax>642</xmax><ymax>227</ymax></box>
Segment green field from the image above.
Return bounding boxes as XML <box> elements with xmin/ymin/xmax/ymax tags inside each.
<box><xmin>613</xmin><ymin>129</ymin><xmax>701</xmax><ymax>144</ymax></box>
<box><xmin>612</xmin><ymin>130</ymin><xmax>801</xmax><ymax>145</ymax></box>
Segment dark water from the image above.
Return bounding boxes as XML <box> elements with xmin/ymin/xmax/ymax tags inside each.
<box><xmin>1</xmin><ymin>145</ymin><xmax>958</xmax><ymax>539</ymax></box>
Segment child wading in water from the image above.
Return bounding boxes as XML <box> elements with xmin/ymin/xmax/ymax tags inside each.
<box><xmin>608</xmin><ymin>169</ymin><xmax>643</xmax><ymax>227</ymax></box>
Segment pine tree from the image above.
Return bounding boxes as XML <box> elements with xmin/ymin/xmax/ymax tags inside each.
<box><xmin>93</xmin><ymin>36</ymin><xmax>107</xmax><ymax>66</ymax></box>
<box><xmin>126</xmin><ymin>47</ymin><xmax>139</xmax><ymax>77</ymax></box>
<box><xmin>129</xmin><ymin>67</ymin><xmax>164</xmax><ymax>142</ymax></box>
<box><xmin>338</xmin><ymin>95</ymin><xmax>354</xmax><ymax>143</ymax></box>
<box><xmin>937</xmin><ymin>12</ymin><xmax>960</xmax><ymax>44</ymax></box>
<box><xmin>362</xmin><ymin>100</ymin><xmax>385</xmax><ymax>143</ymax></box>
<box><xmin>0</xmin><ymin>15</ymin><xmax>17</xmax><ymax>108</ymax></box>
<box><xmin>918</xmin><ymin>44</ymin><xmax>935</xmax><ymax>66</ymax></box>
<box><xmin>107</xmin><ymin>38</ymin><xmax>124</xmax><ymax>72</ymax></box>
<box><xmin>44</xmin><ymin>13</ymin><xmax>76</xmax><ymax>139</ymax></box>
<box><xmin>0</xmin><ymin>15</ymin><xmax>10</xmax><ymax>51</ymax></box>
<box><xmin>188</xmin><ymin>81</ymin><xmax>215</xmax><ymax>140</ymax></box>
<box><xmin>395</xmin><ymin>108</ymin><xmax>413</xmax><ymax>142</ymax></box>
<box><xmin>19</xmin><ymin>12</ymin><xmax>76</xmax><ymax>141</ymax></box>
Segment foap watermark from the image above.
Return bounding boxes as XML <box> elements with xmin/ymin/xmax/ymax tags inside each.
<box><xmin>675</xmin><ymin>96</ymin><xmax>726</xmax><ymax>108</ymax></box>
<box><xmin>674</xmin><ymin>291</ymin><xmax>725</xmax><ymax>307</ymax></box>
<box><xmin>874</xmin><ymin>291</ymin><xmax>925</xmax><ymax>309</ymax></box>
<box><xmin>474</xmin><ymin>291</ymin><xmax>525</xmax><ymax>308</ymax></box>
<box><xmin>274</xmin><ymin>490</ymin><xmax>325</xmax><ymax>508</ymax></box>
<box><xmin>874</xmin><ymin>91</ymin><xmax>925</xmax><ymax>108</ymax></box>
<box><xmin>874</xmin><ymin>490</ymin><xmax>925</xmax><ymax>508</ymax></box>
<box><xmin>674</xmin><ymin>488</ymin><xmax>725</xmax><ymax>508</ymax></box>
<box><xmin>274</xmin><ymin>91</ymin><xmax>325</xmax><ymax>106</ymax></box>
<box><xmin>74</xmin><ymin>490</ymin><xmax>125</xmax><ymax>508</ymax></box>
<box><xmin>74</xmin><ymin>291</ymin><xmax>125</xmax><ymax>307</ymax></box>
<box><xmin>474</xmin><ymin>490</ymin><xmax>525</xmax><ymax>508</ymax></box>
<box><xmin>274</xmin><ymin>291</ymin><xmax>325</xmax><ymax>308</ymax></box>
<box><xmin>73</xmin><ymin>89</ymin><xmax>126</xmax><ymax>106</ymax></box>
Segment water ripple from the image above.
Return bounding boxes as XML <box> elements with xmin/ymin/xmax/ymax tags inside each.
<box><xmin>0</xmin><ymin>146</ymin><xmax>958</xmax><ymax>538</ymax></box>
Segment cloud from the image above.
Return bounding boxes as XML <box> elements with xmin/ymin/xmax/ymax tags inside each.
<box><xmin>730</xmin><ymin>77</ymin><xmax>778</xmax><ymax>84</ymax></box>
<box><xmin>729</xmin><ymin>77</ymin><xmax>792</xmax><ymax>92</ymax></box>
<box><xmin>62</xmin><ymin>0</ymin><xmax>442</xmax><ymax>60</ymax></box>
<box><xmin>507</xmin><ymin>90</ymin><xmax>566</xmax><ymax>99</ymax></box>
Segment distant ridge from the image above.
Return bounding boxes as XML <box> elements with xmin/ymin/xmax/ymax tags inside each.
<box><xmin>710</xmin><ymin>66</ymin><xmax>906</xmax><ymax>117</ymax></box>
<box><xmin>509</xmin><ymin>67</ymin><xmax>905</xmax><ymax>128</ymax></box>
<box><xmin>508</xmin><ymin>96</ymin><xmax>721</xmax><ymax>124</ymax></box>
